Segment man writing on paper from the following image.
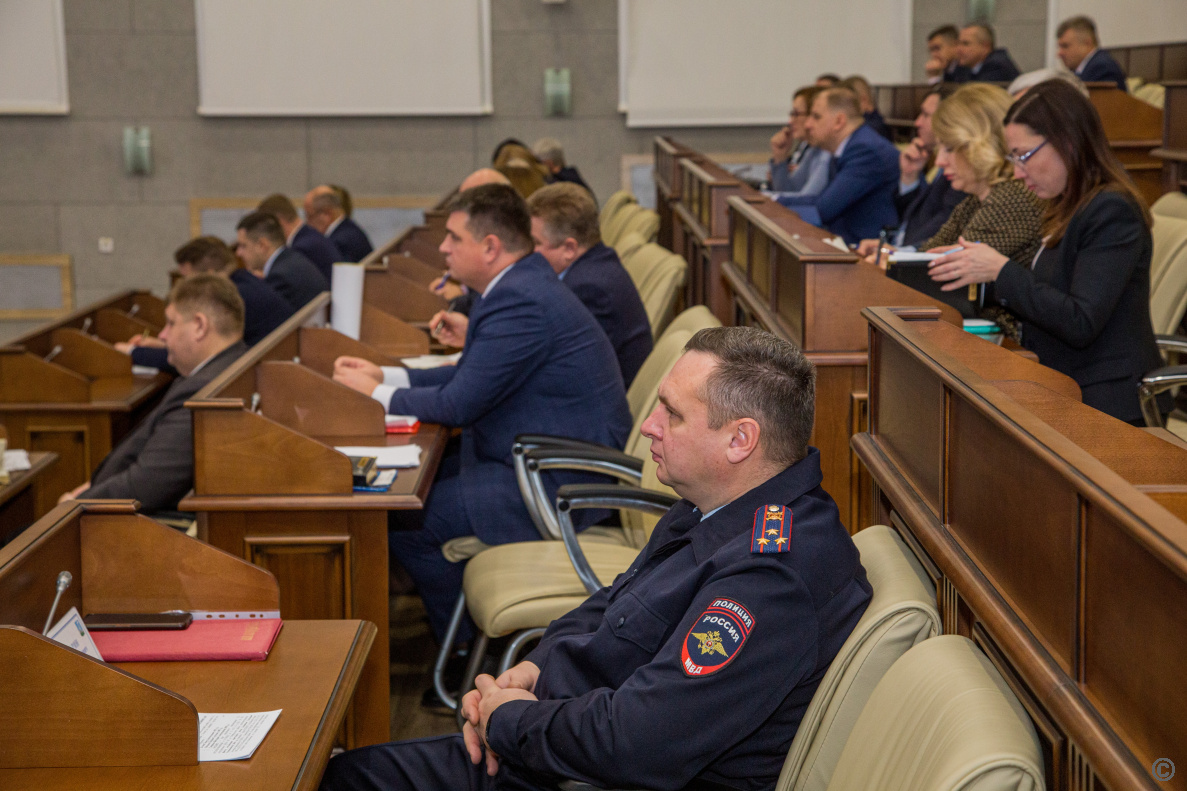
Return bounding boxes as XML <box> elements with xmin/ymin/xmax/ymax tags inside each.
<box><xmin>332</xmin><ymin>184</ymin><xmax>632</xmax><ymax>643</ymax></box>
<box><xmin>58</xmin><ymin>275</ymin><xmax>247</xmax><ymax>514</ymax></box>
<box><xmin>320</xmin><ymin>327</ymin><xmax>872</xmax><ymax>791</ymax></box>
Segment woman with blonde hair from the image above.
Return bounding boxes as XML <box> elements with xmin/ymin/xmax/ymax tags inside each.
<box><xmin>920</xmin><ymin>82</ymin><xmax>1043</xmax><ymax>261</ymax></box>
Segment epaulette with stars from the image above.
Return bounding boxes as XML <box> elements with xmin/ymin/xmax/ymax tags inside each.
<box><xmin>751</xmin><ymin>504</ymin><xmax>792</xmax><ymax>554</ymax></box>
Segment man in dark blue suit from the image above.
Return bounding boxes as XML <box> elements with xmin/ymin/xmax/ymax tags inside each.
<box><xmin>780</xmin><ymin>87</ymin><xmax>900</xmax><ymax>245</ymax></box>
<box><xmin>236</xmin><ymin>211</ymin><xmax>328</xmax><ymax>310</ymax></box>
<box><xmin>1057</xmin><ymin>16</ymin><xmax>1127</xmax><ymax>91</ymax></box>
<box><xmin>527</xmin><ymin>182</ymin><xmax>652</xmax><ymax>387</ymax></box>
<box><xmin>333</xmin><ymin>185</ymin><xmax>631</xmax><ymax>641</ymax></box>
<box><xmin>842</xmin><ymin>75</ymin><xmax>893</xmax><ymax>141</ymax></box>
<box><xmin>258</xmin><ymin>193</ymin><xmax>345</xmax><ymax>281</ymax></box>
<box><xmin>116</xmin><ymin>236</ymin><xmax>294</xmax><ymax>372</ymax></box>
<box><xmin>957</xmin><ymin>23</ymin><xmax>1021</xmax><ymax>83</ymax></box>
<box><xmin>304</xmin><ymin>185</ymin><xmax>375</xmax><ymax>262</ymax></box>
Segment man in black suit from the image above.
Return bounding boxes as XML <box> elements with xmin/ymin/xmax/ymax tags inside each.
<box><xmin>956</xmin><ymin>23</ymin><xmax>1021</xmax><ymax>83</ymax></box>
<box><xmin>236</xmin><ymin>211</ymin><xmax>328</xmax><ymax>310</ymax></box>
<box><xmin>58</xmin><ymin>275</ymin><xmax>247</xmax><ymax>514</ymax></box>
<box><xmin>258</xmin><ymin>193</ymin><xmax>345</xmax><ymax>281</ymax></box>
<box><xmin>841</xmin><ymin>75</ymin><xmax>893</xmax><ymax>141</ymax></box>
<box><xmin>1057</xmin><ymin>16</ymin><xmax>1127</xmax><ymax>91</ymax></box>
<box><xmin>527</xmin><ymin>182</ymin><xmax>653</xmax><ymax>387</ymax></box>
<box><xmin>531</xmin><ymin>137</ymin><xmax>595</xmax><ymax>202</ymax></box>
<box><xmin>304</xmin><ymin>185</ymin><xmax>374</xmax><ymax>263</ymax></box>
<box><xmin>116</xmin><ymin>236</ymin><xmax>294</xmax><ymax>371</ymax></box>
<box><xmin>927</xmin><ymin>25</ymin><xmax>970</xmax><ymax>84</ymax></box>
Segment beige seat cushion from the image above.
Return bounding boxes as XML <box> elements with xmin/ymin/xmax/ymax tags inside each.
<box><xmin>627</xmin><ymin>329</ymin><xmax>692</xmax><ymax>424</ymax></box>
<box><xmin>618</xmin><ymin>208</ymin><xmax>660</xmax><ymax>245</ymax></box>
<box><xmin>1150</xmin><ymin>216</ymin><xmax>1187</xmax><ymax>336</ymax></box>
<box><xmin>463</xmin><ymin>539</ymin><xmax>640</xmax><ymax>636</ymax></box>
<box><xmin>599</xmin><ymin>190</ymin><xmax>637</xmax><ymax>229</ymax></box>
<box><xmin>825</xmin><ymin>635</ymin><xmax>1044</xmax><ymax>791</ymax></box>
<box><xmin>659</xmin><ymin>305</ymin><xmax>721</xmax><ymax>344</ymax></box>
<box><xmin>1153</xmin><ymin>191</ymin><xmax>1187</xmax><ymax>222</ymax></box>
<box><xmin>603</xmin><ymin>204</ymin><xmax>646</xmax><ymax>248</ymax></box>
<box><xmin>614</xmin><ymin>230</ymin><xmax>648</xmax><ymax>262</ymax></box>
<box><xmin>622</xmin><ymin>242</ymin><xmax>673</xmax><ymax>290</ymax></box>
<box><xmin>639</xmin><ymin>255</ymin><xmax>689</xmax><ymax>337</ymax></box>
<box><xmin>779</xmin><ymin>525</ymin><xmax>940</xmax><ymax>791</ymax></box>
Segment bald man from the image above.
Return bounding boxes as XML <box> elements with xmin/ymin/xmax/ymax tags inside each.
<box><xmin>304</xmin><ymin>186</ymin><xmax>373</xmax><ymax>262</ymax></box>
<box><xmin>460</xmin><ymin>168</ymin><xmax>512</xmax><ymax>191</ymax></box>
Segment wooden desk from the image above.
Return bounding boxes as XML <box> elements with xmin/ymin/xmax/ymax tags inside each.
<box><xmin>181</xmin><ymin>294</ymin><xmax>449</xmax><ymax>747</ymax></box>
<box><xmin>0</xmin><ymin>290</ymin><xmax>172</xmax><ymax>516</ymax></box>
<box><xmin>653</xmin><ymin>136</ymin><xmax>699</xmax><ymax>250</ymax></box>
<box><xmin>0</xmin><ymin>501</ymin><xmax>373</xmax><ymax>790</ymax></box>
<box><xmin>853</xmin><ymin>307</ymin><xmax>1187</xmax><ymax>791</ymax></box>
<box><xmin>0</xmin><ymin>451</ymin><xmax>57</xmax><ymax>545</ymax></box>
<box><xmin>720</xmin><ymin>193</ymin><xmax>966</xmax><ymax>530</ymax></box>
<box><xmin>1087</xmin><ymin>84</ymin><xmax>1165</xmax><ymax>205</ymax></box>
<box><xmin>672</xmin><ymin>153</ymin><xmax>761</xmax><ymax>321</ymax></box>
<box><xmin>361</xmin><ymin>215</ymin><xmax>451</xmax><ymax>328</ymax></box>
<box><xmin>1105</xmin><ymin>40</ymin><xmax>1187</xmax><ymax>84</ymax></box>
<box><xmin>1153</xmin><ymin>80</ymin><xmax>1187</xmax><ymax>193</ymax></box>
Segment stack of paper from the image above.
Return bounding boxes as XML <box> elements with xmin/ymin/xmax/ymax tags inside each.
<box><xmin>334</xmin><ymin>445</ymin><xmax>422</xmax><ymax>468</ymax></box>
<box><xmin>2</xmin><ymin>449</ymin><xmax>31</xmax><ymax>472</ymax></box>
<box><xmin>198</xmin><ymin>710</ymin><xmax>282</xmax><ymax>762</ymax></box>
<box><xmin>401</xmin><ymin>352</ymin><xmax>462</xmax><ymax>369</ymax></box>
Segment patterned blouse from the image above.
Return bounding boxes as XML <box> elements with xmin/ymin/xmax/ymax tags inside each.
<box><xmin>922</xmin><ymin>177</ymin><xmax>1044</xmax><ymax>263</ymax></box>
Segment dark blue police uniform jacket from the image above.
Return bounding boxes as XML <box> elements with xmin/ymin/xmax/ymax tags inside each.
<box><xmin>319</xmin><ymin>449</ymin><xmax>871</xmax><ymax>791</ymax></box>
<box><xmin>130</xmin><ymin>268</ymin><xmax>295</xmax><ymax>372</ymax></box>
<box><xmin>779</xmin><ymin>124</ymin><xmax>900</xmax><ymax>245</ymax></box>
<box><xmin>895</xmin><ymin>171</ymin><xmax>967</xmax><ymax>249</ymax></box>
<box><xmin>1079</xmin><ymin>49</ymin><xmax>1128</xmax><ymax>91</ymax></box>
<box><xmin>329</xmin><ymin>217</ymin><xmax>374</xmax><ymax>262</ymax></box>
<box><xmin>265</xmin><ymin>246</ymin><xmax>328</xmax><ymax>311</ymax></box>
<box><xmin>386</xmin><ymin>252</ymin><xmax>632</xmax><ymax>545</ymax></box>
<box><xmin>292</xmin><ymin>223</ymin><xmax>345</xmax><ymax>282</ymax></box>
<box><xmin>562</xmin><ymin>242</ymin><xmax>653</xmax><ymax>387</ymax></box>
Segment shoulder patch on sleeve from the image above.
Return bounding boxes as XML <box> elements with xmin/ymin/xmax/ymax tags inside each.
<box><xmin>751</xmin><ymin>505</ymin><xmax>792</xmax><ymax>554</ymax></box>
<box><xmin>681</xmin><ymin>599</ymin><xmax>753</xmax><ymax>677</ymax></box>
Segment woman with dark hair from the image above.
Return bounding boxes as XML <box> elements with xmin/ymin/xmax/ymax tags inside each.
<box><xmin>928</xmin><ymin>78</ymin><xmax>1166</xmax><ymax>424</ymax></box>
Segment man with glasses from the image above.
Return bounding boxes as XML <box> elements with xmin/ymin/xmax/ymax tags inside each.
<box><xmin>768</xmin><ymin>85</ymin><xmax>831</xmax><ymax>197</ymax></box>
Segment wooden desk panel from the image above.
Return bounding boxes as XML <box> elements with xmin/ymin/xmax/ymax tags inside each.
<box><xmin>854</xmin><ymin>307</ymin><xmax>1187</xmax><ymax>791</ymax></box>
<box><xmin>0</xmin><ymin>451</ymin><xmax>57</xmax><ymax>546</ymax></box>
<box><xmin>653</xmin><ymin>136</ymin><xmax>698</xmax><ymax>250</ymax></box>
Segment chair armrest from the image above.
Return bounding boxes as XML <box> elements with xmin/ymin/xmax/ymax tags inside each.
<box><xmin>514</xmin><ymin>434</ymin><xmax>611</xmax><ymax>451</ymax></box>
<box><xmin>1156</xmin><ymin>335</ymin><xmax>1187</xmax><ymax>355</ymax></box>
<box><xmin>554</xmin><ymin>484</ymin><xmax>679</xmax><ymax>594</ymax></box>
<box><xmin>525</xmin><ymin>447</ymin><xmax>644</xmax><ymax>484</ymax></box>
<box><xmin>1139</xmin><ymin>364</ymin><xmax>1187</xmax><ymax>427</ymax></box>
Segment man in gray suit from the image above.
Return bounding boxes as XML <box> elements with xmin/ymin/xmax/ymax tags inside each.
<box><xmin>58</xmin><ymin>274</ymin><xmax>247</xmax><ymax>514</ymax></box>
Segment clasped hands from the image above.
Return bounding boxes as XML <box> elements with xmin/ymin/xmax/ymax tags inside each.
<box><xmin>460</xmin><ymin>661</ymin><xmax>540</xmax><ymax>776</ymax></box>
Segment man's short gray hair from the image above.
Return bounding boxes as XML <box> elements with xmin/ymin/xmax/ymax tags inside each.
<box><xmin>684</xmin><ymin>327</ymin><xmax>816</xmax><ymax>467</ymax></box>
<box><xmin>532</xmin><ymin>137</ymin><xmax>566</xmax><ymax>167</ymax></box>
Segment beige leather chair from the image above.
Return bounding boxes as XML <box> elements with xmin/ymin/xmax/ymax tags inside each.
<box><xmin>1151</xmin><ymin>214</ymin><xmax>1187</xmax><ymax>297</ymax></box>
<box><xmin>659</xmin><ymin>304</ymin><xmax>721</xmax><ymax>342</ymax></box>
<box><xmin>613</xmin><ymin>230</ymin><xmax>648</xmax><ymax>262</ymax></box>
<box><xmin>621</xmin><ymin>242</ymin><xmax>673</xmax><ymax>290</ymax></box>
<box><xmin>1153</xmin><ymin>191</ymin><xmax>1187</xmax><ymax>222</ymax></box>
<box><xmin>617</xmin><ymin>207</ymin><xmax>660</xmax><ymax>246</ymax></box>
<box><xmin>1150</xmin><ymin>218</ymin><xmax>1187</xmax><ymax>337</ymax></box>
<box><xmin>777</xmin><ymin>525</ymin><xmax>940</xmax><ymax>791</ymax></box>
<box><xmin>602</xmin><ymin>203</ymin><xmax>645</xmax><ymax>247</ymax></box>
<box><xmin>599</xmin><ymin>190</ymin><xmax>637</xmax><ymax>229</ymax></box>
<box><xmin>825</xmin><ymin>635</ymin><xmax>1044</xmax><ymax>791</ymax></box>
<box><xmin>638</xmin><ymin>254</ymin><xmax>689</xmax><ymax>337</ymax></box>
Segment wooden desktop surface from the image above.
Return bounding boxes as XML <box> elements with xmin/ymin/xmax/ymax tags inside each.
<box><xmin>0</xmin><ymin>620</ymin><xmax>375</xmax><ymax>791</ymax></box>
<box><xmin>0</xmin><ymin>451</ymin><xmax>58</xmax><ymax>543</ymax></box>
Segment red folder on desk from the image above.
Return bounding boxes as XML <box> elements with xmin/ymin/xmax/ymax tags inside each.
<box><xmin>92</xmin><ymin>618</ymin><xmax>283</xmax><ymax>662</ymax></box>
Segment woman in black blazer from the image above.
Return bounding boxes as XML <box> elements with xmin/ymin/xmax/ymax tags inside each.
<box><xmin>927</xmin><ymin>79</ymin><xmax>1165</xmax><ymax>424</ymax></box>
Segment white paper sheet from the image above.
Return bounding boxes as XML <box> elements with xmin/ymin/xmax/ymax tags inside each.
<box><xmin>131</xmin><ymin>364</ymin><xmax>161</xmax><ymax>376</ymax></box>
<box><xmin>331</xmin><ymin>262</ymin><xmax>365</xmax><ymax>340</ymax></box>
<box><xmin>2</xmin><ymin>449</ymin><xmax>31</xmax><ymax>472</ymax></box>
<box><xmin>198</xmin><ymin>710</ymin><xmax>282</xmax><ymax>762</ymax></box>
<box><xmin>47</xmin><ymin>607</ymin><xmax>104</xmax><ymax>660</ymax></box>
<box><xmin>334</xmin><ymin>444</ymin><xmax>422</xmax><ymax>468</ymax></box>
<box><xmin>400</xmin><ymin>352</ymin><xmax>462</xmax><ymax>369</ymax></box>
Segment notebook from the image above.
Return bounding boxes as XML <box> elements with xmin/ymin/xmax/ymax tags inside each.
<box><xmin>885</xmin><ymin>260</ymin><xmax>983</xmax><ymax>319</ymax></box>
<box><xmin>91</xmin><ymin>618</ymin><xmax>283</xmax><ymax>662</ymax></box>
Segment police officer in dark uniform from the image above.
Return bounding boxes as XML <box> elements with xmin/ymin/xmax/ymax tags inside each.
<box><xmin>320</xmin><ymin>326</ymin><xmax>872</xmax><ymax>791</ymax></box>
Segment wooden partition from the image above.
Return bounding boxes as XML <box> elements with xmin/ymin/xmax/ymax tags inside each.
<box><xmin>1154</xmin><ymin>81</ymin><xmax>1187</xmax><ymax>192</ymax></box>
<box><xmin>1087</xmin><ymin>84</ymin><xmax>1165</xmax><ymax>204</ymax></box>
<box><xmin>854</xmin><ymin>307</ymin><xmax>1187</xmax><ymax>791</ymax></box>
<box><xmin>361</xmin><ymin>215</ymin><xmax>451</xmax><ymax>328</ymax></box>
<box><xmin>672</xmin><ymin>154</ymin><xmax>762</xmax><ymax>321</ymax></box>
<box><xmin>873</xmin><ymin>83</ymin><xmax>937</xmax><ymax>139</ymax></box>
<box><xmin>1106</xmin><ymin>40</ymin><xmax>1187</xmax><ymax>83</ymax></box>
<box><xmin>721</xmin><ymin>195</ymin><xmax>965</xmax><ymax>530</ymax></box>
<box><xmin>181</xmin><ymin>292</ymin><xmax>449</xmax><ymax>748</ymax></box>
<box><xmin>0</xmin><ymin>450</ymin><xmax>57</xmax><ymax>546</ymax></box>
<box><xmin>0</xmin><ymin>291</ymin><xmax>171</xmax><ymax>515</ymax></box>
<box><xmin>0</xmin><ymin>500</ymin><xmax>371</xmax><ymax>790</ymax></box>
<box><xmin>653</xmin><ymin>136</ymin><xmax>699</xmax><ymax>250</ymax></box>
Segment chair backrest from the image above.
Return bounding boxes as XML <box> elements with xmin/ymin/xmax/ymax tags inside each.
<box><xmin>658</xmin><ymin>305</ymin><xmax>721</xmax><ymax>345</ymax></box>
<box><xmin>613</xmin><ymin>230</ymin><xmax>648</xmax><ymax>262</ymax></box>
<box><xmin>617</xmin><ymin>208</ymin><xmax>660</xmax><ymax>245</ymax></box>
<box><xmin>824</xmin><ymin>636</ymin><xmax>1044</xmax><ymax>791</ymax></box>
<box><xmin>778</xmin><ymin>525</ymin><xmax>940</xmax><ymax>791</ymax></box>
<box><xmin>626</xmin><ymin>327</ymin><xmax>693</xmax><ymax>421</ymax></box>
<box><xmin>599</xmin><ymin>190</ymin><xmax>637</xmax><ymax>228</ymax></box>
<box><xmin>602</xmin><ymin>203</ymin><xmax>645</xmax><ymax>247</ymax></box>
<box><xmin>1150</xmin><ymin>216</ymin><xmax>1187</xmax><ymax>335</ymax></box>
<box><xmin>639</xmin><ymin>255</ymin><xmax>689</xmax><ymax>337</ymax></box>
<box><xmin>621</xmin><ymin>242</ymin><xmax>672</xmax><ymax>290</ymax></box>
<box><xmin>1153</xmin><ymin>191</ymin><xmax>1187</xmax><ymax>221</ymax></box>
